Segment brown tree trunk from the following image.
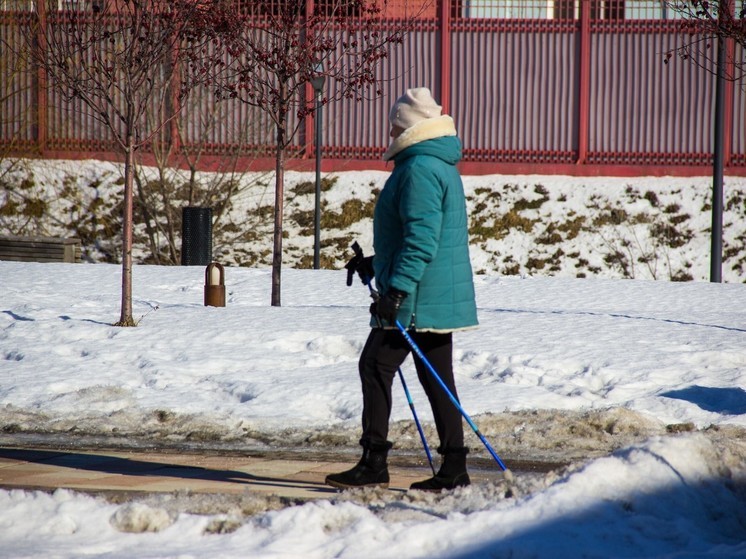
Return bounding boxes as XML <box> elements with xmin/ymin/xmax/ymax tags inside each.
<box><xmin>271</xmin><ymin>121</ymin><xmax>285</xmax><ymax>307</ymax></box>
<box><xmin>118</xmin><ymin>140</ymin><xmax>136</xmax><ymax>326</ymax></box>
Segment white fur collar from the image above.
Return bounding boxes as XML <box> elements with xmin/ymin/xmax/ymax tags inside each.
<box><xmin>383</xmin><ymin>115</ymin><xmax>457</xmax><ymax>161</ymax></box>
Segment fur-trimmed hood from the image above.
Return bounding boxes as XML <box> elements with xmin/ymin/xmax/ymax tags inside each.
<box><xmin>383</xmin><ymin>115</ymin><xmax>457</xmax><ymax>162</ymax></box>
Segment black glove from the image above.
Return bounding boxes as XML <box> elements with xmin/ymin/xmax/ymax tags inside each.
<box><xmin>345</xmin><ymin>254</ymin><xmax>374</xmax><ymax>286</ymax></box>
<box><xmin>374</xmin><ymin>288</ymin><xmax>407</xmax><ymax>326</ymax></box>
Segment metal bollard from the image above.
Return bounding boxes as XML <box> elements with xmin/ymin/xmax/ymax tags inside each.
<box><xmin>204</xmin><ymin>262</ymin><xmax>226</xmax><ymax>307</ymax></box>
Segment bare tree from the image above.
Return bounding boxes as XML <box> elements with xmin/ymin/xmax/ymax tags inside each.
<box><xmin>190</xmin><ymin>0</ymin><xmax>414</xmax><ymax>306</ymax></box>
<box><xmin>664</xmin><ymin>0</ymin><xmax>745</xmax><ymax>79</ymax></box>
<box><xmin>132</xmin><ymin>94</ymin><xmax>275</xmax><ymax>265</ymax></box>
<box><xmin>25</xmin><ymin>0</ymin><xmax>210</xmax><ymax>325</ymax></box>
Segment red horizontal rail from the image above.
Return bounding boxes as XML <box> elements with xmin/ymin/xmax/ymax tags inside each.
<box><xmin>9</xmin><ymin>147</ymin><xmax>745</xmax><ymax>178</ymax></box>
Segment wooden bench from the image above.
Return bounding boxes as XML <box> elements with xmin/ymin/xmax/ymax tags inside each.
<box><xmin>0</xmin><ymin>235</ymin><xmax>81</xmax><ymax>263</ymax></box>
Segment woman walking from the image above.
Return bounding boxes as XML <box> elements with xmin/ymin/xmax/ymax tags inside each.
<box><xmin>326</xmin><ymin>87</ymin><xmax>479</xmax><ymax>492</ymax></box>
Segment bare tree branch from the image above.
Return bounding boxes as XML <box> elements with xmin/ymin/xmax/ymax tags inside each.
<box><xmin>186</xmin><ymin>0</ymin><xmax>418</xmax><ymax>305</ymax></box>
<box><xmin>664</xmin><ymin>0</ymin><xmax>745</xmax><ymax>80</ymax></box>
<box><xmin>18</xmin><ymin>0</ymin><xmax>215</xmax><ymax>325</ymax></box>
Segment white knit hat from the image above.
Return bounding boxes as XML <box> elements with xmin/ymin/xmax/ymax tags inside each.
<box><xmin>389</xmin><ymin>87</ymin><xmax>443</xmax><ymax>130</ymax></box>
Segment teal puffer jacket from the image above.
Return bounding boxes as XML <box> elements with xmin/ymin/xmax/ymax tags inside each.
<box><xmin>372</xmin><ymin>134</ymin><xmax>478</xmax><ymax>332</ymax></box>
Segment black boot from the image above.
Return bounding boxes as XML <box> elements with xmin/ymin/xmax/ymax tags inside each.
<box><xmin>325</xmin><ymin>441</ymin><xmax>391</xmax><ymax>489</ymax></box>
<box><xmin>410</xmin><ymin>447</ymin><xmax>470</xmax><ymax>492</ymax></box>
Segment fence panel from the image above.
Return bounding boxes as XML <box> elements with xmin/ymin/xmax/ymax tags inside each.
<box><xmin>179</xmin><ymin>79</ymin><xmax>277</xmax><ymax>157</ymax></box>
<box><xmin>731</xmin><ymin>42</ymin><xmax>745</xmax><ymax>166</ymax></box>
<box><xmin>1</xmin><ymin>2</ymin><xmax>744</xmax><ymax>173</ymax></box>
<box><xmin>451</xmin><ymin>20</ymin><xmax>579</xmax><ymax>163</ymax></box>
<box><xmin>323</xmin><ymin>21</ymin><xmax>439</xmax><ymax>159</ymax></box>
<box><xmin>45</xmin><ymin>11</ymin><xmax>119</xmax><ymax>150</ymax></box>
<box><xmin>587</xmin><ymin>21</ymin><xmax>715</xmax><ymax>165</ymax></box>
<box><xmin>43</xmin><ymin>10</ymin><xmax>178</xmax><ymax>153</ymax></box>
<box><xmin>1</xmin><ymin>12</ymin><xmax>36</xmax><ymax>148</ymax></box>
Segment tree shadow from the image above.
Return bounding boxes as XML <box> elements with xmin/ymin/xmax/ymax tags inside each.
<box><xmin>0</xmin><ymin>448</ymin><xmax>337</xmax><ymax>495</ymax></box>
<box><xmin>486</xmin><ymin>307</ymin><xmax>746</xmax><ymax>333</ymax></box>
<box><xmin>660</xmin><ymin>385</ymin><xmax>746</xmax><ymax>415</ymax></box>
<box><xmin>2</xmin><ymin>310</ymin><xmax>34</xmax><ymax>322</ymax></box>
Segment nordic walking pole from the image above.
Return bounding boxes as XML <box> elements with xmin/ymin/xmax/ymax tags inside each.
<box><xmin>396</xmin><ymin>366</ymin><xmax>436</xmax><ymax>475</ymax></box>
<box><xmin>395</xmin><ymin>320</ymin><xmax>508</xmax><ymax>472</ymax></box>
<box><xmin>348</xmin><ymin>243</ymin><xmax>436</xmax><ymax>475</ymax></box>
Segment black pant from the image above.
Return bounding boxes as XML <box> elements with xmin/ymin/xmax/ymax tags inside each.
<box><xmin>358</xmin><ymin>328</ymin><xmax>464</xmax><ymax>451</ymax></box>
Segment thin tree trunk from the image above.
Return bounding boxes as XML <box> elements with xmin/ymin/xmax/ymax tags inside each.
<box><xmin>118</xmin><ymin>140</ymin><xmax>136</xmax><ymax>326</ymax></box>
<box><xmin>271</xmin><ymin>120</ymin><xmax>285</xmax><ymax>307</ymax></box>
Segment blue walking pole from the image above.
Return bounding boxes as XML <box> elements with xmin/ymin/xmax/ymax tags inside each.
<box><xmin>395</xmin><ymin>320</ymin><xmax>508</xmax><ymax>472</ymax></box>
<box><xmin>396</xmin><ymin>366</ymin><xmax>436</xmax><ymax>475</ymax></box>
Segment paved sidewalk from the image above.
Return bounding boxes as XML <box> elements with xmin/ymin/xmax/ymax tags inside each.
<box><xmin>0</xmin><ymin>447</ymin><xmax>500</xmax><ymax>500</ymax></box>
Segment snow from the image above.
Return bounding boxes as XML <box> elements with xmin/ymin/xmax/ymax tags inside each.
<box><xmin>1</xmin><ymin>162</ymin><xmax>746</xmax><ymax>557</ymax></box>
<box><xmin>4</xmin><ymin>158</ymin><xmax>746</xmax><ymax>282</ymax></box>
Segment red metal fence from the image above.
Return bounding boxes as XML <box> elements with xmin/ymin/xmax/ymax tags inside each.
<box><xmin>1</xmin><ymin>0</ymin><xmax>744</xmax><ymax>176</ymax></box>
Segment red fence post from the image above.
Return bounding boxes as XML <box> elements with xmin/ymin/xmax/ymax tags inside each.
<box><xmin>723</xmin><ymin>0</ymin><xmax>735</xmax><ymax>168</ymax></box>
<box><xmin>576</xmin><ymin>0</ymin><xmax>591</xmax><ymax>165</ymax></box>
<box><xmin>439</xmin><ymin>0</ymin><xmax>451</xmax><ymax>115</ymax></box>
<box><xmin>36</xmin><ymin>0</ymin><xmax>47</xmax><ymax>155</ymax></box>
<box><xmin>303</xmin><ymin>0</ymin><xmax>315</xmax><ymax>159</ymax></box>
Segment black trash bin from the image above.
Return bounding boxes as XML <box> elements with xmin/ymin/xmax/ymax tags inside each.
<box><xmin>181</xmin><ymin>207</ymin><xmax>212</xmax><ymax>266</ymax></box>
